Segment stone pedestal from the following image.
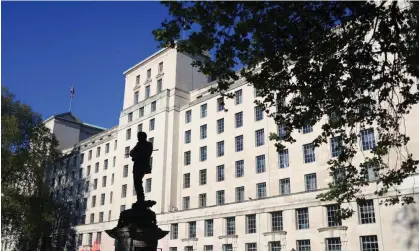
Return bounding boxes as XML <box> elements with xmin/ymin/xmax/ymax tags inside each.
<box><xmin>106</xmin><ymin>201</ymin><xmax>169</xmax><ymax>251</ymax></box>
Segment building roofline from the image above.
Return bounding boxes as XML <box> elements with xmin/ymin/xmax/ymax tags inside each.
<box><xmin>123</xmin><ymin>47</ymin><xmax>171</xmax><ymax>76</ymax></box>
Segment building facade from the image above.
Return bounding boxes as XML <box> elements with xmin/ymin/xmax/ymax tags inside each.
<box><xmin>38</xmin><ymin>47</ymin><xmax>418</xmax><ymax>251</ymax></box>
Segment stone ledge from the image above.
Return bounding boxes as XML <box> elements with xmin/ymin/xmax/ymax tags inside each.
<box><xmin>181</xmin><ymin>237</ymin><xmax>198</xmax><ymax>242</ymax></box>
<box><xmin>218</xmin><ymin>235</ymin><xmax>238</xmax><ymax>239</ymax></box>
<box><xmin>263</xmin><ymin>231</ymin><xmax>287</xmax><ymax>236</ymax></box>
<box><xmin>317</xmin><ymin>226</ymin><xmax>348</xmax><ymax>232</ymax></box>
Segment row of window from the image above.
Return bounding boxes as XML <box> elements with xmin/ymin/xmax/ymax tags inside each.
<box><xmin>171</xmin><ymin>201</ymin><xmax>376</xmax><ymax>240</ymax></box>
<box><xmin>133</xmin><ymin>78</ymin><xmax>164</xmax><ymax>104</ymax></box>
<box><xmin>183</xmin><ymin>128</ymin><xmax>376</xmax><ymax>166</ymax></box>
<box><xmin>182</xmin><ymin>171</ymin><xmax>378</xmax><ymax>209</ymax></box>
<box><xmin>77</xmin><ymin>231</ymin><xmax>103</xmax><ymax>247</ymax></box>
<box><xmin>169</xmin><ymin>236</ymin><xmax>379</xmax><ymax>251</ymax></box>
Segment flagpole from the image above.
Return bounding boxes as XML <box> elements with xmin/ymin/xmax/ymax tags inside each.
<box><xmin>69</xmin><ymin>85</ymin><xmax>74</xmax><ymax>112</ymax></box>
<box><xmin>69</xmin><ymin>97</ymin><xmax>73</xmax><ymax>112</ymax></box>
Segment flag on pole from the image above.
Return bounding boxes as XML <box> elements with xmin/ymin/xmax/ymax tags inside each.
<box><xmin>71</xmin><ymin>85</ymin><xmax>75</xmax><ymax>98</ymax></box>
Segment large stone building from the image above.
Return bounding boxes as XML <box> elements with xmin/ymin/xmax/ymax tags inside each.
<box><xmin>42</xmin><ymin>47</ymin><xmax>418</xmax><ymax>251</ymax></box>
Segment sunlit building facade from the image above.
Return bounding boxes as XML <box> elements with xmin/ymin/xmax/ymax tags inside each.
<box><xmin>36</xmin><ymin>47</ymin><xmax>418</xmax><ymax>251</ymax></box>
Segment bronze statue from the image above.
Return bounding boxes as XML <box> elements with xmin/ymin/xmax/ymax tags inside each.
<box><xmin>129</xmin><ymin>131</ymin><xmax>153</xmax><ymax>202</ymax></box>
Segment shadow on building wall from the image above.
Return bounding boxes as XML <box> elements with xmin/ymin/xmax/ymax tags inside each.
<box><xmin>393</xmin><ymin>195</ymin><xmax>419</xmax><ymax>251</ymax></box>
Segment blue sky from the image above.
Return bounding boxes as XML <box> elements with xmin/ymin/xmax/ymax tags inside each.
<box><xmin>2</xmin><ymin>2</ymin><xmax>170</xmax><ymax>128</ymax></box>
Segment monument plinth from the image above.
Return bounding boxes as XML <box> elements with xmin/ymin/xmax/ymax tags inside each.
<box><xmin>106</xmin><ymin>132</ymin><xmax>169</xmax><ymax>251</ymax></box>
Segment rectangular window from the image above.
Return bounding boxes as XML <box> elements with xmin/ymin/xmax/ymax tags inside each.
<box><xmin>256</xmin><ymin>182</ymin><xmax>267</xmax><ymax>199</ymax></box>
<box><xmin>147</xmin><ymin>68</ymin><xmax>151</xmax><ymax>79</ymax></box>
<box><xmin>90</xmin><ymin>214</ymin><xmax>94</xmax><ymax>224</ymax></box>
<box><xmin>120</xmin><ymin>205</ymin><xmax>125</xmax><ymax>213</ymax></box>
<box><xmin>183</xmin><ymin>173</ymin><xmax>190</xmax><ymax>188</ymax></box>
<box><xmin>95</xmin><ymin>162</ymin><xmax>99</xmax><ymax>173</ymax></box>
<box><xmin>78</xmin><ymin>234</ymin><xmax>83</xmax><ymax>246</ymax></box>
<box><xmin>271</xmin><ymin>211</ymin><xmax>283</xmax><ymax>231</ymax></box>
<box><xmin>235</xmin><ymin>112</ymin><xmax>243</xmax><ymax>128</ymax></box>
<box><xmin>199</xmin><ymin>146</ymin><xmax>207</xmax><ymax>161</ymax></box>
<box><xmin>122</xmin><ymin>165</ymin><xmax>128</xmax><ymax>178</ymax></box>
<box><xmin>99</xmin><ymin>212</ymin><xmax>104</xmax><ymax>222</ymax></box>
<box><xmin>184</xmin><ymin>151</ymin><xmax>191</xmax><ymax>165</ymax></box>
<box><xmin>111</xmin><ymin>173</ymin><xmax>114</xmax><ymax>184</ymax></box>
<box><xmin>139</xmin><ymin>107</ymin><xmax>144</xmax><ymax>117</ymax></box>
<box><xmin>170</xmin><ymin>224</ymin><xmax>178</xmax><ymax>239</ymax></box>
<box><xmin>88</xmin><ymin>233</ymin><xmax>93</xmax><ymax>245</ymax></box>
<box><xmin>359</xmin><ymin>200</ymin><xmax>376</xmax><ymax>224</ymax></box>
<box><xmin>256</xmin><ymin>155</ymin><xmax>266</xmax><ymax>173</ymax></box>
<box><xmin>93</xmin><ymin>179</ymin><xmax>98</xmax><ymax>190</ymax></box>
<box><xmin>216</xmin><ymin>165</ymin><xmax>225</xmax><ymax>182</ymax></box>
<box><xmin>217</xmin><ymin>98</ymin><xmax>224</xmax><ymax>111</ymax></box>
<box><xmin>199</xmin><ymin>193</ymin><xmax>207</xmax><ymax>208</ymax></box>
<box><xmin>128</xmin><ymin>112</ymin><xmax>133</xmax><ymax>122</ymax></box>
<box><xmin>217</xmin><ymin>118</ymin><xmax>224</xmax><ymax>134</ymax></box>
<box><xmin>136</xmin><ymin>75</ymin><xmax>140</xmax><ymax>85</ymax></box>
<box><xmin>277</xmin><ymin>124</ymin><xmax>286</xmax><ymax>139</ymax></box>
<box><xmin>246</xmin><ymin>215</ymin><xmax>257</xmax><ymax>234</ymax></box>
<box><xmin>255</xmin><ymin>129</ymin><xmax>265</xmax><ymax>146</ymax></box>
<box><xmin>255</xmin><ymin>106</ymin><xmax>264</xmax><ymax>121</ymax></box>
<box><xmin>149</xmin><ymin>137</ymin><xmax>154</xmax><ymax>147</ymax></box>
<box><xmin>157</xmin><ymin>79</ymin><xmax>163</xmax><ymax>93</ymax></box>
<box><xmin>102</xmin><ymin>176</ymin><xmax>107</xmax><ymax>187</ymax></box>
<box><xmin>145</xmin><ymin>85</ymin><xmax>150</xmax><ymax>98</ymax></box>
<box><xmin>226</xmin><ymin>217</ymin><xmax>235</xmax><ymax>235</ymax></box>
<box><xmin>235</xmin><ymin>89</ymin><xmax>243</xmax><ymax>105</ymax></box>
<box><xmin>305</xmin><ymin>173</ymin><xmax>317</xmax><ymax>192</ymax></box>
<box><xmin>145</xmin><ymin>178</ymin><xmax>152</xmax><ymax>193</ymax></box>
<box><xmin>158</xmin><ymin>62</ymin><xmax>163</xmax><ymax>73</ymax></box>
<box><xmin>151</xmin><ymin>101</ymin><xmax>157</xmax><ymax>112</ymax></box>
<box><xmin>124</xmin><ymin>147</ymin><xmax>130</xmax><ymax>159</ymax></box>
<box><xmin>105</xmin><ymin>143</ymin><xmax>109</xmax><ymax>154</ymax></box>
<box><xmin>185</xmin><ymin>247</ymin><xmax>193</xmax><ymax>251</ymax></box>
<box><xmin>188</xmin><ymin>221</ymin><xmax>196</xmax><ymax>238</ymax></box>
<box><xmin>297</xmin><ymin>240</ymin><xmax>311</xmax><ymax>251</ymax></box>
<box><xmin>223</xmin><ymin>244</ymin><xmax>233</xmax><ymax>251</ymax></box>
<box><xmin>185</xmin><ymin>110</ymin><xmax>192</xmax><ymax>123</ymax></box>
<box><xmin>201</xmin><ymin>104</ymin><xmax>207</xmax><ymax>118</ymax></box>
<box><xmin>88</xmin><ymin>150</ymin><xmax>92</xmax><ymax>160</ymax></box>
<box><xmin>303</xmin><ymin>143</ymin><xmax>316</xmax><ymax>163</ymax></box>
<box><xmin>185</xmin><ymin>130</ymin><xmax>191</xmax><ymax>144</ymax></box>
<box><xmin>170</xmin><ymin>248</ymin><xmax>177</xmax><ymax>251</ymax></box>
<box><xmin>326</xmin><ymin>238</ymin><xmax>341</xmax><ymax>251</ymax></box>
<box><xmin>110</xmin><ymin>191</ymin><xmax>113</xmax><ymax>204</ymax></box>
<box><xmin>296</xmin><ymin>208</ymin><xmax>309</xmax><ymax>229</ymax></box>
<box><xmin>204</xmin><ymin>246</ymin><xmax>213</xmax><ymax>251</ymax></box>
<box><xmin>112</xmin><ymin>156</ymin><xmax>116</xmax><ymax>167</ymax></box>
<box><xmin>216</xmin><ymin>190</ymin><xmax>225</xmax><ymax>205</ymax></box>
<box><xmin>279</xmin><ymin>149</ymin><xmax>289</xmax><ymax>168</ymax></box>
<box><xmin>96</xmin><ymin>232</ymin><xmax>102</xmax><ymax>244</ymax></box>
<box><xmin>200</xmin><ymin>124</ymin><xmax>207</xmax><ymax>139</ymax></box>
<box><xmin>199</xmin><ymin>169</ymin><xmax>207</xmax><ymax>185</ymax></box>
<box><xmin>246</xmin><ymin>243</ymin><xmax>257</xmax><ymax>251</ymax></box>
<box><xmin>235</xmin><ymin>186</ymin><xmax>245</xmax><ymax>202</ymax></box>
<box><xmin>327</xmin><ymin>204</ymin><xmax>342</xmax><ymax>227</ymax></box>
<box><xmin>121</xmin><ymin>184</ymin><xmax>127</xmax><ymax>198</ymax></box>
<box><xmin>361</xmin><ymin>128</ymin><xmax>376</xmax><ymax>151</ymax></box>
<box><xmin>269</xmin><ymin>241</ymin><xmax>281</xmax><ymax>251</ymax></box>
<box><xmin>137</xmin><ymin>123</ymin><xmax>143</xmax><ymax>133</ymax></box>
<box><xmin>217</xmin><ymin>141</ymin><xmax>224</xmax><ymax>157</ymax></box>
<box><xmin>235</xmin><ymin>135</ymin><xmax>244</xmax><ymax>152</ymax></box>
<box><xmin>91</xmin><ymin>195</ymin><xmax>96</xmax><ymax>208</ymax></box>
<box><xmin>126</xmin><ymin>128</ymin><xmax>131</xmax><ymax>140</ymax></box>
<box><xmin>330</xmin><ymin>136</ymin><xmax>342</xmax><ymax>157</ymax></box>
<box><xmin>114</xmin><ymin>140</ymin><xmax>117</xmax><ymax>150</ymax></box>
<box><xmin>149</xmin><ymin>118</ymin><xmax>155</xmax><ymax>131</ymax></box>
<box><xmin>183</xmin><ymin>196</ymin><xmax>190</xmax><ymax>210</ymax></box>
<box><xmin>360</xmin><ymin>235</ymin><xmax>379</xmax><ymax>251</ymax></box>
<box><xmin>302</xmin><ymin>125</ymin><xmax>313</xmax><ymax>134</ymax></box>
<box><xmin>96</xmin><ymin>147</ymin><xmax>101</xmax><ymax>157</ymax></box>
<box><xmin>205</xmin><ymin>219</ymin><xmax>213</xmax><ymax>237</ymax></box>
<box><xmin>365</xmin><ymin>164</ymin><xmax>378</xmax><ymax>182</ymax></box>
<box><xmin>134</xmin><ymin>91</ymin><xmax>139</xmax><ymax>104</ymax></box>
<box><xmin>236</xmin><ymin>160</ymin><xmax>244</xmax><ymax>177</ymax></box>
<box><xmin>279</xmin><ymin>178</ymin><xmax>291</xmax><ymax>195</ymax></box>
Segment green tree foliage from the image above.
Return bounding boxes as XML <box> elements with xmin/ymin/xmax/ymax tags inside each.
<box><xmin>1</xmin><ymin>87</ymin><xmax>62</xmax><ymax>250</ymax></box>
<box><xmin>154</xmin><ymin>1</ymin><xmax>419</xmax><ymax>218</ymax></box>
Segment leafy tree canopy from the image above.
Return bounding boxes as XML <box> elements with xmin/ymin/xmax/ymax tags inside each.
<box><xmin>154</xmin><ymin>1</ymin><xmax>419</xmax><ymax>218</ymax></box>
<box><xmin>1</xmin><ymin>87</ymin><xmax>62</xmax><ymax>250</ymax></box>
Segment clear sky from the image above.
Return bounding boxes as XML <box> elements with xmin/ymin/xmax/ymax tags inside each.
<box><xmin>2</xmin><ymin>1</ymin><xmax>170</xmax><ymax>128</ymax></box>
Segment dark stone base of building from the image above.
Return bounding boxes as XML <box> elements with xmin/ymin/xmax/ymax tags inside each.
<box><xmin>106</xmin><ymin>200</ymin><xmax>169</xmax><ymax>251</ymax></box>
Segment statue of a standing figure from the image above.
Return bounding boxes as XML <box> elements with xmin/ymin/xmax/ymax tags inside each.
<box><xmin>129</xmin><ymin>131</ymin><xmax>153</xmax><ymax>202</ymax></box>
